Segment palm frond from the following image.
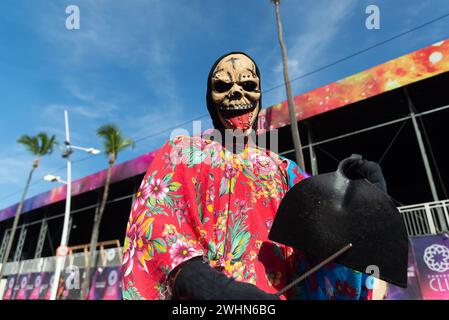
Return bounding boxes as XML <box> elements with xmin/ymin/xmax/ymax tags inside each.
<box><xmin>117</xmin><ymin>138</ymin><xmax>135</xmax><ymax>153</ymax></box>
<box><xmin>97</xmin><ymin>124</ymin><xmax>134</xmax><ymax>160</ymax></box>
<box><xmin>17</xmin><ymin>135</ymin><xmax>39</xmax><ymax>155</ymax></box>
<box><xmin>37</xmin><ymin>132</ymin><xmax>57</xmax><ymax>156</ymax></box>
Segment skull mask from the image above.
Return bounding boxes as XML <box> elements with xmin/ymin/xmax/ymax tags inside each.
<box><xmin>206</xmin><ymin>53</ymin><xmax>261</xmax><ymax>133</ymax></box>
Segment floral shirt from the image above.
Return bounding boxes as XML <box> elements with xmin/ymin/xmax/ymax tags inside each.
<box><xmin>121</xmin><ymin>136</ymin><xmax>372</xmax><ymax>300</ymax></box>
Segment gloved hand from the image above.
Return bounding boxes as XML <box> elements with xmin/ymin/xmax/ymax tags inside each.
<box><xmin>171</xmin><ymin>256</ymin><xmax>280</xmax><ymax>300</ymax></box>
<box><xmin>340</xmin><ymin>155</ymin><xmax>387</xmax><ymax>193</ymax></box>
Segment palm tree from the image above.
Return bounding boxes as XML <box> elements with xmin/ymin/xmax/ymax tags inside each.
<box><xmin>271</xmin><ymin>0</ymin><xmax>305</xmax><ymax>171</ymax></box>
<box><xmin>0</xmin><ymin>133</ymin><xmax>56</xmax><ymax>279</ymax></box>
<box><xmin>81</xmin><ymin>124</ymin><xmax>134</xmax><ymax>298</ymax></box>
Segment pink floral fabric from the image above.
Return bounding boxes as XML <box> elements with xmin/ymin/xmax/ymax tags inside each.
<box><xmin>121</xmin><ymin>135</ymin><xmax>372</xmax><ymax>300</ymax></box>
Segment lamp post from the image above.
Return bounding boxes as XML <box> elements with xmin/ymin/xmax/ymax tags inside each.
<box><xmin>43</xmin><ymin>175</ymin><xmax>67</xmax><ymax>184</ymax></box>
<box><xmin>46</xmin><ymin>110</ymin><xmax>100</xmax><ymax>300</ymax></box>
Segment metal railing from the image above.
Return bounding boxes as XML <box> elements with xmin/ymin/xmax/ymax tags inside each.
<box><xmin>398</xmin><ymin>200</ymin><xmax>449</xmax><ymax>236</ymax></box>
<box><xmin>0</xmin><ymin>247</ymin><xmax>122</xmax><ymax>277</ymax></box>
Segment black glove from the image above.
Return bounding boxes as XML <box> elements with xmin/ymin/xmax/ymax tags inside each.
<box><xmin>340</xmin><ymin>156</ymin><xmax>387</xmax><ymax>193</ymax></box>
<box><xmin>171</xmin><ymin>256</ymin><xmax>280</xmax><ymax>300</ymax></box>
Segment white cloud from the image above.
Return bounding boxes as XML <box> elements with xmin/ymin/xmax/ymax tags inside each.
<box><xmin>288</xmin><ymin>1</ymin><xmax>356</xmax><ymax>73</ymax></box>
<box><xmin>0</xmin><ymin>153</ymin><xmax>31</xmax><ymax>185</ymax></box>
<box><xmin>0</xmin><ymin>144</ymin><xmax>64</xmax><ymax>210</ymax></box>
<box><xmin>28</xmin><ymin>1</ymin><xmax>210</xmax><ymax>153</ymax></box>
<box><xmin>38</xmin><ymin>104</ymin><xmax>94</xmax><ymax>144</ymax></box>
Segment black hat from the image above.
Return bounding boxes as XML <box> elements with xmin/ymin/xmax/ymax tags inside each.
<box><xmin>269</xmin><ymin>156</ymin><xmax>409</xmax><ymax>288</ymax></box>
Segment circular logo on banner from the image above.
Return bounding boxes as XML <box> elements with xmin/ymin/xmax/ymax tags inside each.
<box><xmin>21</xmin><ymin>276</ymin><xmax>27</xmax><ymax>289</ymax></box>
<box><xmin>108</xmin><ymin>270</ymin><xmax>118</xmax><ymax>286</ymax></box>
<box><xmin>8</xmin><ymin>277</ymin><xmax>14</xmax><ymax>288</ymax></box>
<box><xmin>423</xmin><ymin>244</ymin><xmax>449</xmax><ymax>273</ymax></box>
<box><xmin>34</xmin><ymin>275</ymin><xmax>42</xmax><ymax>287</ymax></box>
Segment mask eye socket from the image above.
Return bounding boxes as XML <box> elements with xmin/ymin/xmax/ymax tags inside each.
<box><xmin>241</xmin><ymin>81</ymin><xmax>258</xmax><ymax>92</ymax></box>
<box><xmin>213</xmin><ymin>80</ymin><xmax>233</xmax><ymax>93</ymax></box>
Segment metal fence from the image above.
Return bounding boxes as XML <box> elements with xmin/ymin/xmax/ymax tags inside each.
<box><xmin>398</xmin><ymin>200</ymin><xmax>449</xmax><ymax>236</ymax></box>
<box><xmin>1</xmin><ymin>248</ymin><xmax>122</xmax><ymax>277</ymax></box>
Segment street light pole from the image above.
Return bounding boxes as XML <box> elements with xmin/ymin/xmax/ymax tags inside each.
<box><xmin>49</xmin><ymin>110</ymin><xmax>73</xmax><ymax>300</ymax></box>
<box><xmin>47</xmin><ymin>110</ymin><xmax>100</xmax><ymax>300</ymax></box>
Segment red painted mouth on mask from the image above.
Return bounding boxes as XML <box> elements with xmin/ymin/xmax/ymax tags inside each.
<box><xmin>220</xmin><ymin>108</ymin><xmax>256</xmax><ymax>130</ymax></box>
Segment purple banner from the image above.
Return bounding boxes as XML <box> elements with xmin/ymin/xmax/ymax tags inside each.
<box><xmin>88</xmin><ymin>267</ymin><xmax>122</xmax><ymax>300</ymax></box>
<box><xmin>14</xmin><ymin>273</ymin><xmax>32</xmax><ymax>300</ymax></box>
<box><xmin>385</xmin><ymin>240</ymin><xmax>422</xmax><ymax>300</ymax></box>
<box><xmin>29</xmin><ymin>272</ymin><xmax>54</xmax><ymax>300</ymax></box>
<box><xmin>2</xmin><ymin>272</ymin><xmax>55</xmax><ymax>300</ymax></box>
<box><xmin>2</xmin><ymin>268</ymin><xmax>122</xmax><ymax>300</ymax></box>
<box><xmin>411</xmin><ymin>234</ymin><xmax>449</xmax><ymax>300</ymax></box>
<box><xmin>1</xmin><ymin>275</ymin><xmax>18</xmax><ymax>300</ymax></box>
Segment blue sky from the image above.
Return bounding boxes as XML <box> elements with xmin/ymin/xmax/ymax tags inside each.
<box><xmin>1</xmin><ymin>0</ymin><xmax>449</xmax><ymax>210</ymax></box>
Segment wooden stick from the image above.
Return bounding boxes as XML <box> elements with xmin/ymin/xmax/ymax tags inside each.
<box><xmin>276</xmin><ymin>243</ymin><xmax>353</xmax><ymax>296</ymax></box>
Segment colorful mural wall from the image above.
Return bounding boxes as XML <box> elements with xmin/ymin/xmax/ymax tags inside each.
<box><xmin>257</xmin><ymin>39</ymin><xmax>449</xmax><ymax>133</ymax></box>
<box><xmin>1</xmin><ymin>38</ymin><xmax>449</xmax><ymax>222</ymax></box>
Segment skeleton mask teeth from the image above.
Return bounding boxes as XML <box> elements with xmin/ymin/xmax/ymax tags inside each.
<box><xmin>218</xmin><ymin>103</ymin><xmax>255</xmax><ymax>111</ymax></box>
<box><xmin>220</xmin><ymin>107</ymin><xmax>257</xmax><ymax>130</ymax></box>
